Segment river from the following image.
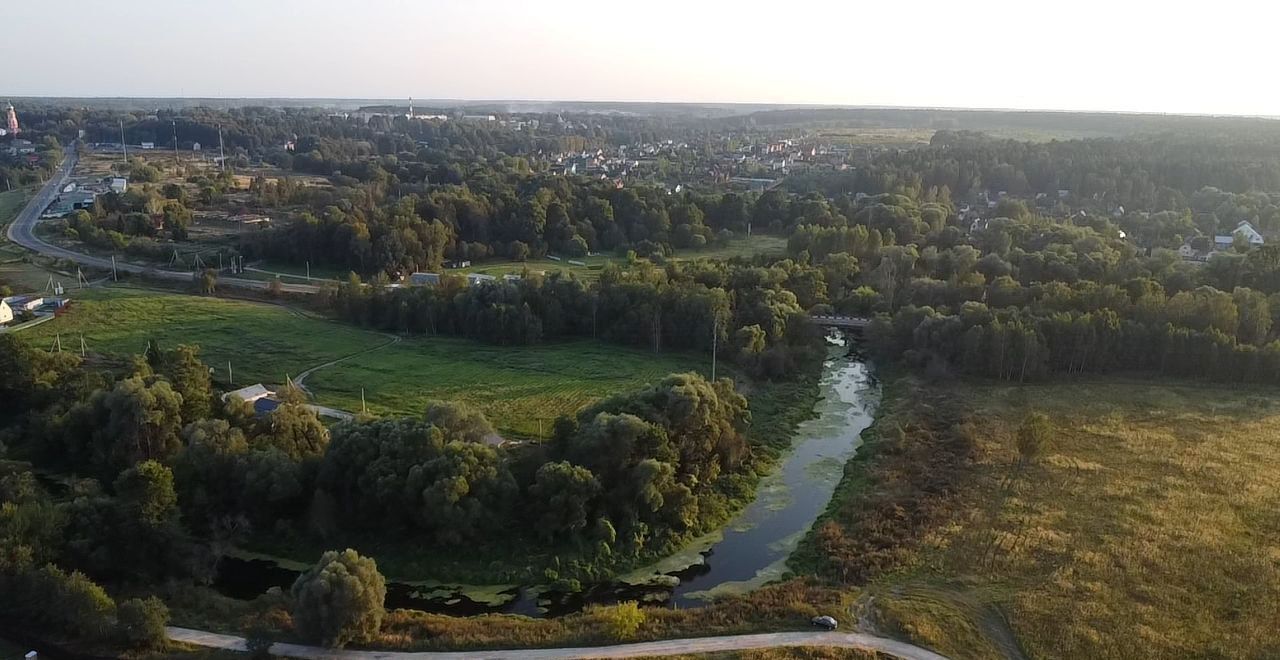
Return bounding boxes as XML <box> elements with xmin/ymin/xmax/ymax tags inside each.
<box><xmin>215</xmin><ymin>337</ymin><xmax>880</xmax><ymax>616</ymax></box>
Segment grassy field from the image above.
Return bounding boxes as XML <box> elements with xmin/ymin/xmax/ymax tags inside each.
<box><xmin>305</xmin><ymin>337</ymin><xmax>714</xmax><ymax>438</ymax></box>
<box><xmin>460</xmin><ymin>256</ymin><xmax>609</xmax><ymax>280</ymax></box>
<box><xmin>679</xmin><ymin>234</ymin><xmax>788</xmax><ymax>261</ymax></box>
<box><xmin>250</xmin><ymin>235</ymin><xmax>790</xmax><ymax>286</ymax></box>
<box><xmin>0</xmin><ymin>186</ymin><xmax>78</xmax><ymax>294</ymax></box>
<box><xmin>458</xmin><ymin>235</ymin><xmax>788</xmax><ymax>281</ymax></box>
<box><xmin>21</xmin><ymin>286</ymin><xmax>387</xmax><ymax>386</ymax></box>
<box><xmin>19</xmin><ymin>286</ymin><xmax>723</xmax><ymax>439</ymax></box>
<box><xmin>852</xmin><ymin>377</ymin><xmax>1280</xmax><ymax>659</ymax></box>
<box><xmin>0</xmin><ymin>187</ymin><xmax>31</xmax><ymax>227</ymax></box>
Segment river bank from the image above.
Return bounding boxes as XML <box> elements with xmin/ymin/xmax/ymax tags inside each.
<box><xmin>208</xmin><ymin>337</ymin><xmax>880</xmax><ymax>619</ymax></box>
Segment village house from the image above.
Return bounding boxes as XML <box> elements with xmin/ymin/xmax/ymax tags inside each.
<box><xmin>0</xmin><ymin>299</ymin><xmax>12</xmax><ymax>325</ymax></box>
<box><xmin>409</xmin><ymin>272</ymin><xmax>441</xmax><ymax>287</ymax></box>
<box><xmin>1214</xmin><ymin>220</ymin><xmax>1265</xmax><ymax>250</ymax></box>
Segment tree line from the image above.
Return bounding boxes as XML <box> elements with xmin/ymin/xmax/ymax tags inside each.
<box><xmin>0</xmin><ymin>326</ymin><xmax>765</xmax><ymax>650</ymax></box>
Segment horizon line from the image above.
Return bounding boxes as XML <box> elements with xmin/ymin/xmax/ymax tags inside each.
<box><xmin>2</xmin><ymin>95</ymin><xmax>1278</xmax><ymax>120</ymax></box>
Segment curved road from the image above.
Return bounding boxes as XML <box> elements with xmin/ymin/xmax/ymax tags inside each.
<box><xmin>5</xmin><ymin>151</ymin><xmax>320</xmax><ymax>295</ymax></box>
<box><xmin>168</xmin><ymin>627</ymin><xmax>949</xmax><ymax>660</ymax></box>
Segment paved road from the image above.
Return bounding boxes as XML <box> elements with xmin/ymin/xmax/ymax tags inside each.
<box><xmin>168</xmin><ymin>627</ymin><xmax>949</xmax><ymax>660</ymax></box>
<box><xmin>5</xmin><ymin>151</ymin><xmax>320</xmax><ymax>295</ymax></box>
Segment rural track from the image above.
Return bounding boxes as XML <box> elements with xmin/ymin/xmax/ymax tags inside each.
<box><xmin>167</xmin><ymin>627</ymin><xmax>950</xmax><ymax>660</ymax></box>
<box><xmin>294</xmin><ymin>332</ymin><xmax>402</xmax><ymax>391</ymax></box>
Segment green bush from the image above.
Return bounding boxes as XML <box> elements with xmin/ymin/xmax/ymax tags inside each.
<box><xmin>291</xmin><ymin>549</ymin><xmax>386</xmax><ymax>648</ymax></box>
<box><xmin>116</xmin><ymin>596</ymin><xmax>169</xmax><ymax>648</ymax></box>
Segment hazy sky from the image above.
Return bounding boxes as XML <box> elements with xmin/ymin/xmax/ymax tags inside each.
<box><xmin>5</xmin><ymin>0</ymin><xmax>1277</xmax><ymax>116</ymax></box>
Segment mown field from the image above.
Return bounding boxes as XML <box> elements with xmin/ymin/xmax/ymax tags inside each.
<box><xmin>856</xmin><ymin>377</ymin><xmax>1280</xmax><ymax>660</ymax></box>
<box><xmin>304</xmin><ymin>337</ymin><xmax>714</xmax><ymax>438</ymax></box>
<box><xmin>21</xmin><ymin>286</ymin><xmax>387</xmax><ymax>386</ymax></box>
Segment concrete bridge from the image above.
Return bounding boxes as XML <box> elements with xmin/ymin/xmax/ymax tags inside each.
<box><xmin>809</xmin><ymin>314</ymin><xmax>872</xmax><ymax>330</ymax></box>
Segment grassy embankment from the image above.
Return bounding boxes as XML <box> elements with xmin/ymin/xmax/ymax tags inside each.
<box><xmin>810</xmin><ymin>375</ymin><xmax>1280</xmax><ymax>660</ymax></box>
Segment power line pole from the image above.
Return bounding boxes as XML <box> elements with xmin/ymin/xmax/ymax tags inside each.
<box><xmin>172</xmin><ymin>119</ymin><xmax>179</xmax><ymax>169</ymax></box>
<box><xmin>227</xmin><ymin>361</ymin><xmax>233</xmax><ymax>385</ymax></box>
<box><xmin>111</xmin><ymin>255</ymin><xmax>118</xmax><ymax>281</ymax></box>
<box><xmin>80</xmin><ymin>335</ymin><xmax>86</xmax><ymax>357</ymax></box>
<box><xmin>218</xmin><ymin>126</ymin><xmax>226</xmax><ymax>172</ymax></box>
<box><xmin>120</xmin><ymin>119</ymin><xmax>127</xmax><ymax>162</ymax></box>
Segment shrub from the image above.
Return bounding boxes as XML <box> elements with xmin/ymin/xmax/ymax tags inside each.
<box><xmin>597</xmin><ymin>601</ymin><xmax>645</xmax><ymax>640</ymax></box>
<box><xmin>116</xmin><ymin>596</ymin><xmax>169</xmax><ymax>648</ymax></box>
<box><xmin>291</xmin><ymin>549</ymin><xmax>386</xmax><ymax>648</ymax></box>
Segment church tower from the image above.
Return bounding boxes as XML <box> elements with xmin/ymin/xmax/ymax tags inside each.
<box><xmin>4</xmin><ymin>103</ymin><xmax>18</xmax><ymax>136</ymax></box>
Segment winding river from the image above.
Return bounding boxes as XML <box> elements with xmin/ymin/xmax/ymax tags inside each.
<box><xmin>216</xmin><ymin>337</ymin><xmax>880</xmax><ymax>616</ymax></box>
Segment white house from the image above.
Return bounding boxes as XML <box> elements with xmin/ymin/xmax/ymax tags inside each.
<box><xmin>1215</xmin><ymin>221</ymin><xmax>1265</xmax><ymax>250</ymax></box>
<box><xmin>0</xmin><ymin>300</ymin><xmax>12</xmax><ymax>325</ymax></box>
<box><xmin>1234</xmin><ymin>221</ymin><xmax>1265</xmax><ymax>245</ymax></box>
<box><xmin>221</xmin><ymin>383</ymin><xmax>273</xmax><ymax>404</ymax></box>
<box><xmin>467</xmin><ymin>273</ymin><xmax>497</xmax><ymax>286</ymax></box>
<box><xmin>108</xmin><ymin>177</ymin><xmax>128</xmax><ymax>194</ymax></box>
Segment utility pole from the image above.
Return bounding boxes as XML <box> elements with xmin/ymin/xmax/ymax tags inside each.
<box><xmin>361</xmin><ymin>388</ymin><xmax>367</xmax><ymax>414</ymax></box>
<box><xmin>172</xmin><ymin>119</ymin><xmax>179</xmax><ymax>169</ymax></box>
<box><xmin>306</xmin><ymin>261</ymin><xmax>310</xmax><ymax>282</ymax></box>
<box><xmin>218</xmin><ymin>126</ymin><xmax>226</xmax><ymax>172</ymax></box>
<box><xmin>227</xmin><ymin>361</ymin><xmax>233</xmax><ymax>385</ymax></box>
<box><xmin>120</xmin><ymin>119</ymin><xmax>127</xmax><ymax>162</ymax></box>
<box><xmin>80</xmin><ymin>335</ymin><xmax>86</xmax><ymax>357</ymax></box>
<box><xmin>111</xmin><ymin>255</ymin><xmax>118</xmax><ymax>281</ymax></box>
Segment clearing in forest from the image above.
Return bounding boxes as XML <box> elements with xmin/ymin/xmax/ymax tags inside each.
<box><xmin>305</xmin><ymin>337</ymin><xmax>710</xmax><ymax>438</ymax></box>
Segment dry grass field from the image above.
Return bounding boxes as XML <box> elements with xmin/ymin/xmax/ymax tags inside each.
<box><xmin>862</xmin><ymin>378</ymin><xmax>1280</xmax><ymax>659</ymax></box>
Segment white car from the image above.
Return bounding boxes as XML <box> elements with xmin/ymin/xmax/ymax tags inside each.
<box><xmin>811</xmin><ymin>615</ymin><xmax>838</xmax><ymax>630</ymax></box>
